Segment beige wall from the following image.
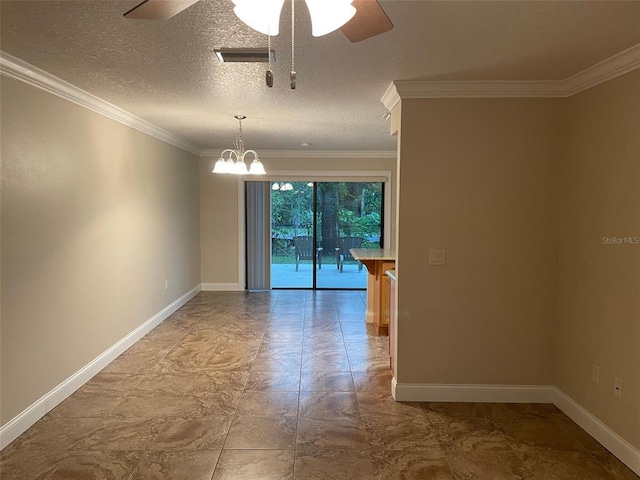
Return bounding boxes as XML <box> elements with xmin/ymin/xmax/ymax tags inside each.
<box><xmin>0</xmin><ymin>77</ymin><xmax>201</xmax><ymax>425</ymax></box>
<box><xmin>396</xmin><ymin>98</ymin><xmax>562</xmax><ymax>385</ymax></box>
<box><xmin>555</xmin><ymin>70</ymin><xmax>640</xmax><ymax>449</ymax></box>
<box><xmin>200</xmin><ymin>155</ymin><xmax>397</xmax><ymax>286</ymax></box>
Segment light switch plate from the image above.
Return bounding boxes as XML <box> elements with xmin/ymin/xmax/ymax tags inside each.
<box><xmin>429</xmin><ymin>249</ymin><xmax>446</xmax><ymax>266</ymax></box>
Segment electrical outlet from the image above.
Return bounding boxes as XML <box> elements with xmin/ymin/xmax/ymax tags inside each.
<box><xmin>592</xmin><ymin>364</ymin><xmax>600</xmax><ymax>384</ymax></box>
<box><xmin>164</xmin><ymin>280</ymin><xmax>169</xmax><ymax>291</ymax></box>
<box><xmin>614</xmin><ymin>378</ymin><xmax>623</xmax><ymax>400</ymax></box>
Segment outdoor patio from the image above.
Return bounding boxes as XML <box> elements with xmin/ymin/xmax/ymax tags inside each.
<box><xmin>271</xmin><ymin>261</ymin><xmax>367</xmax><ymax>289</ymax></box>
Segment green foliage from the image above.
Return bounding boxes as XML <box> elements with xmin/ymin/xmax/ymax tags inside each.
<box><xmin>271</xmin><ymin>181</ymin><xmax>382</xmax><ymax>250</ymax></box>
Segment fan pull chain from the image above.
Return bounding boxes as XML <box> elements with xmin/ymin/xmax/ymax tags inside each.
<box><xmin>290</xmin><ymin>0</ymin><xmax>296</xmax><ymax>89</ymax></box>
<box><xmin>266</xmin><ymin>32</ymin><xmax>273</xmax><ymax>87</ymax></box>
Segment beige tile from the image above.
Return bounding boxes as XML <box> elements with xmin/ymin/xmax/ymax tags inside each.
<box><xmin>123</xmin><ymin>339</ymin><xmax>172</xmax><ymax>357</ymax></box>
<box><xmin>9</xmin><ymin>417</ymin><xmax>104</xmax><ymax>451</ymax></box>
<box><xmin>445</xmin><ymin>450</ymin><xmax>527</xmax><ymax>480</ymax></box>
<box><xmin>48</xmin><ymin>392</ymin><xmax>125</xmax><ymax>418</ymax></box>
<box><xmin>302</xmin><ymin>351</ymin><xmax>350</xmax><ymax>371</ymax></box>
<box><xmin>515</xmin><ymin>445</ymin><xmax>613</xmax><ymax>480</ymax></box>
<box><xmin>102</xmin><ymin>350</ymin><xmax>163</xmax><ymax>374</ymax></box>
<box><xmin>251</xmin><ymin>354</ymin><xmax>302</xmax><ymax>372</ymax></box>
<box><xmin>8</xmin><ymin>292</ymin><xmax>634</xmax><ymax>480</ymax></box>
<box><xmin>173</xmin><ymin>392</ymin><xmax>242</xmax><ymax>417</ymax></box>
<box><xmin>131</xmin><ymin>450</ymin><xmax>221</xmax><ymax>480</ymax></box>
<box><xmin>497</xmin><ymin>418</ymin><xmax>584</xmax><ymax>452</ymax></box>
<box><xmin>245</xmin><ymin>370</ymin><xmax>301</xmax><ymax>392</ymax></box>
<box><xmin>361</xmin><ymin>414</ymin><xmax>438</xmax><ymax>451</ymax></box>
<box><xmin>592</xmin><ymin>451</ymin><xmax>640</xmax><ymax>480</ymax></box>
<box><xmin>351</xmin><ymin>369</ymin><xmax>393</xmax><ymax>393</ymax></box>
<box><xmin>296</xmin><ymin>417</ymin><xmax>368</xmax><ymax>450</ymax></box>
<box><xmin>212</xmin><ymin>449</ymin><xmax>294</xmax><ymax>480</ymax></box>
<box><xmin>554</xmin><ymin>416</ymin><xmax>609</xmax><ymax>454</ymax></box>
<box><xmin>224</xmin><ymin>416</ymin><xmax>297</xmax><ymax>449</ymax></box>
<box><xmin>300</xmin><ymin>371</ymin><xmax>354</xmax><ymax>392</ymax></box>
<box><xmin>133</xmin><ymin>373</ymin><xmax>198</xmax><ymax>394</ymax></box>
<box><xmin>78</xmin><ymin>373</ymin><xmax>144</xmax><ymax>395</ymax></box>
<box><xmin>47</xmin><ymin>450</ymin><xmax>143</xmax><ymax>480</ymax></box>
<box><xmin>150</xmin><ymin>416</ymin><xmax>233</xmax><ymax>450</ymax></box>
<box><xmin>348</xmin><ymin>355</ymin><xmax>390</xmax><ymax>372</ymax></box>
<box><xmin>188</xmin><ymin>371</ymin><xmax>249</xmax><ymax>395</ymax></box>
<box><xmin>109</xmin><ymin>392</ymin><xmax>183</xmax><ymax>418</ymax></box>
<box><xmin>204</xmin><ymin>352</ymin><xmax>255</xmax><ymax>372</ymax></box>
<box><xmin>236</xmin><ymin>391</ymin><xmax>299</xmax><ymax>417</ymax></box>
<box><xmin>421</xmin><ymin>403</ymin><xmax>490</xmax><ymax>426</ymax></box>
<box><xmin>256</xmin><ymin>345</ymin><xmax>303</xmax><ymax>358</ymax></box>
<box><xmin>483</xmin><ymin>403</ymin><xmax>557</xmax><ymax>422</ymax></box>
<box><xmin>294</xmin><ymin>449</ymin><xmax>374</xmax><ymax>480</ymax></box>
<box><xmin>371</xmin><ymin>449</ymin><xmax>454</xmax><ymax>480</ymax></box>
<box><xmin>0</xmin><ymin>449</ymin><xmax>68</xmax><ymax>480</ymax></box>
<box><xmin>299</xmin><ymin>392</ymin><xmax>359</xmax><ymax>418</ymax></box>
<box><xmin>356</xmin><ymin>391</ymin><xmax>425</xmax><ymax>417</ymax></box>
<box><xmin>81</xmin><ymin>418</ymin><xmax>168</xmax><ymax>451</ymax></box>
<box><xmin>433</xmin><ymin>417</ymin><xmax>513</xmax><ymax>453</ymax></box>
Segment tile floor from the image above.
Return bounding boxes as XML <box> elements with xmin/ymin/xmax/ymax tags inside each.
<box><xmin>1</xmin><ymin>291</ymin><xmax>638</xmax><ymax>479</ymax></box>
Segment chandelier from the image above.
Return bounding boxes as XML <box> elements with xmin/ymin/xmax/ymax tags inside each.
<box><xmin>212</xmin><ymin>115</ymin><xmax>266</xmax><ymax>175</ymax></box>
<box><xmin>232</xmin><ymin>0</ymin><xmax>356</xmax><ymax>38</ymax></box>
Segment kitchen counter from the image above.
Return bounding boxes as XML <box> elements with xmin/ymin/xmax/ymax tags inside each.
<box><xmin>351</xmin><ymin>249</ymin><xmax>396</xmax><ymax>335</ymax></box>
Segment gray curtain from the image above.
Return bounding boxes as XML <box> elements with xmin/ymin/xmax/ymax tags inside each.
<box><xmin>245</xmin><ymin>181</ymin><xmax>271</xmax><ymax>290</ymax></box>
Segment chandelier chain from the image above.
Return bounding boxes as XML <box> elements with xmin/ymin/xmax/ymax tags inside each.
<box><xmin>291</xmin><ymin>0</ymin><xmax>295</xmax><ymax>72</ymax></box>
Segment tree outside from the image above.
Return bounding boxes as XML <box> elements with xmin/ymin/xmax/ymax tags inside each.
<box><xmin>271</xmin><ymin>181</ymin><xmax>382</xmax><ymax>265</ymax></box>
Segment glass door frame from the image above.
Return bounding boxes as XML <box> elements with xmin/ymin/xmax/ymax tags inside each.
<box><xmin>269</xmin><ymin>180</ymin><xmax>386</xmax><ymax>291</ymax></box>
<box><xmin>240</xmin><ymin>170</ymin><xmax>393</xmax><ymax>291</ymax></box>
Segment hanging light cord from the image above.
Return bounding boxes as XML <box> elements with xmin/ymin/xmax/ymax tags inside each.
<box><xmin>290</xmin><ymin>0</ymin><xmax>296</xmax><ymax>89</ymax></box>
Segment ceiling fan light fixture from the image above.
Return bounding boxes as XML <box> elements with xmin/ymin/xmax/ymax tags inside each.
<box><xmin>232</xmin><ymin>0</ymin><xmax>285</xmax><ymax>36</ymax></box>
<box><xmin>304</xmin><ymin>0</ymin><xmax>356</xmax><ymax>37</ymax></box>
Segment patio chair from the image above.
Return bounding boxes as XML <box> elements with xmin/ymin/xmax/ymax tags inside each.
<box><xmin>293</xmin><ymin>236</ymin><xmax>322</xmax><ymax>272</ymax></box>
<box><xmin>336</xmin><ymin>236</ymin><xmax>364</xmax><ymax>272</ymax></box>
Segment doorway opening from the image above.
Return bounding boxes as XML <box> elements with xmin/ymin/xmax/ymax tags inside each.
<box><xmin>270</xmin><ymin>181</ymin><xmax>384</xmax><ymax>289</ymax></box>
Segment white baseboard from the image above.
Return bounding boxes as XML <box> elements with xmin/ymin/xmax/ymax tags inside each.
<box><xmin>392</xmin><ymin>380</ymin><xmax>555</xmax><ymax>403</ymax></box>
<box><xmin>390</xmin><ymin>380</ymin><xmax>639</xmax><ymax>476</ymax></box>
<box><xmin>201</xmin><ymin>283</ymin><xmax>244</xmax><ymax>291</ymax></box>
<box><xmin>553</xmin><ymin>388</ymin><xmax>640</xmax><ymax>476</ymax></box>
<box><xmin>0</xmin><ymin>284</ymin><xmax>201</xmax><ymax>450</ymax></box>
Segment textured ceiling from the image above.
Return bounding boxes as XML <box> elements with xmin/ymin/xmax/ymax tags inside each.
<box><xmin>1</xmin><ymin>0</ymin><xmax>640</xmax><ymax>152</ymax></box>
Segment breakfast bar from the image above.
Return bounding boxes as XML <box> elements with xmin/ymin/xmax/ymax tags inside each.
<box><xmin>350</xmin><ymin>248</ymin><xmax>396</xmax><ymax>335</ymax></box>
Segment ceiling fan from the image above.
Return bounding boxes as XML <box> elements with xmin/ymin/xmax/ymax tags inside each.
<box><xmin>123</xmin><ymin>0</ymin><xmax>393</xmax><ymax>43</ymax></box>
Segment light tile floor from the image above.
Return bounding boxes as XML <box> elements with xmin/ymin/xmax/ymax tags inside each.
<box><xmin>1</xmin><ymin>291</ymin><xmax>638</xmax><ymax>479</ymax></box>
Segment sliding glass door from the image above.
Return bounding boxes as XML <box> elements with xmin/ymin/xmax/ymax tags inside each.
<box><xmin>270</xmin><ymin>181</ymin><xmax>383</xmax><ymax>289</ymax></box>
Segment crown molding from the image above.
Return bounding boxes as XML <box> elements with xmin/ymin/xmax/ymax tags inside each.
<box><xmin>381</xmin><ymin>42</ymin><xmax>640</xmax><ymax>107</ymax></box>
<box><xmin>381</xmin><ymin>82</ymin><xmax>402</xmax><ymax>112</ymax></box>
<box><xmin>563</xmin><ymin>42</ymin><xmax>640</xmax><ymax>97</ymax></box>
<box><xmin>200</xmin><ymin>149</ymin><xmax>396</xmax><ymax>159</ymax></box>
<box><xmin>0</xmin><ymin>51</ymin><xmax>201</xmax><ymax>155</ymax></box>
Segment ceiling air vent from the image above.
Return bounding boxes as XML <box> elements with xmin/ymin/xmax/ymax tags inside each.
<box><xmin>215</xmin><ymin>48</ymin><xmax>276</xmax><ymax>63</ymax></box>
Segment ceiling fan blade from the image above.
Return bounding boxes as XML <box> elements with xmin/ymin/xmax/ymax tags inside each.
<box><xmin>123</xmin><ymin>0</ymin><xmax>200</xmax><ymax>20</ymax></box>
<box><xmin>341</xmin><ymin>0</ymin><xmax>393</xmax><ymax>43</ymax></box>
